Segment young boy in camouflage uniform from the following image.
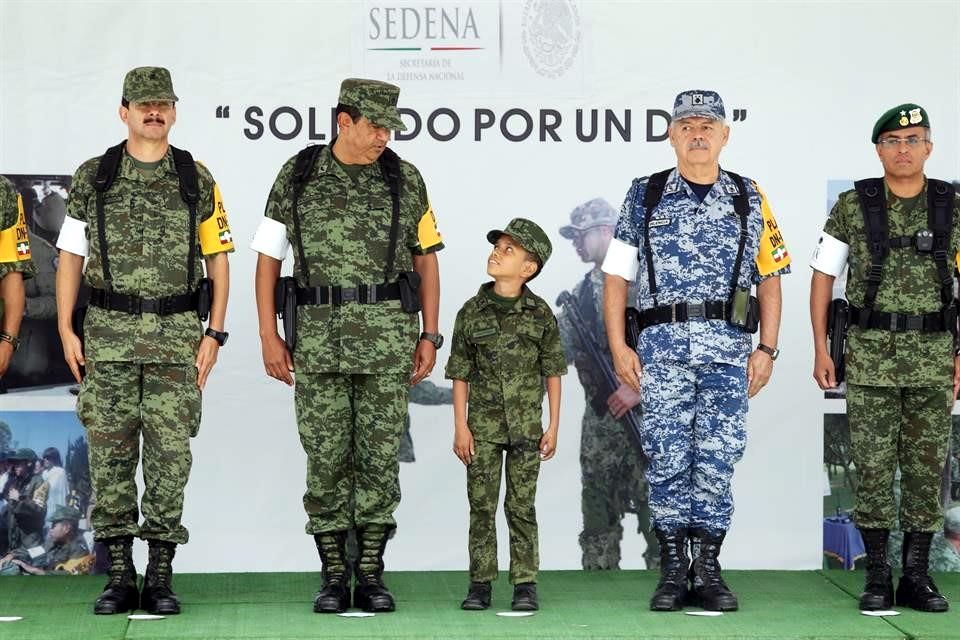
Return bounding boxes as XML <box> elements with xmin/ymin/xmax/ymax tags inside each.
<box><xmin>445</xmin><ymin>218</ymin><xmax>567</xmax><ymax>611</ymax></box>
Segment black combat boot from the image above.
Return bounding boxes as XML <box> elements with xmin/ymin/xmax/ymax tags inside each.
<box><xmin>461</xmin><ymin>581</ymin><xmax>492</xmax><ymax>610</ymax></box>
<box><xmin>649</xmin><ymin>528</ymin><xmax>689</xmax><ymax>611</ymax></box>
<box><xmin>93</xmin><ymin>535</ymin><xmax>139</xmax><ymax>615</ymax></box>
<box><xmin>141</xmin><ymin>540</ymin><xmax>181</xmax><ymax>615</ymax></box>
<box><xmin>895</xmin><ymin>531</ymin><xmax>949</xmax><ymax>612</ymax></box>
<box><xmin>313</xmin><ymin>531</ymin><xmax>351</xmax><ymax>613</ymax></box>
<box><xmin>688</xmin><ymin>528</ymin><xmax>738</xmax><ymax>611</ymax></box>
<box><xmin>857</xmin><ymin>528</ymin><xmax>893</xmax><ymax>611</ymax></box>
<box><xmin>353</xmin><ymin>524</ymin><xmax>396</xmax><ymax>613</ymax></box>
<box><xmin>511</xmin><ymin>582</ymin><xmax>539</xmax><ymax>611</ymax></box>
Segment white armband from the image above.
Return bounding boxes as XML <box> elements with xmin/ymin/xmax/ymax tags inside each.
<box><xmin>56</xmin><ymin>216</ymin><xmax>89</xmax><ymax>257</ymax></box>
<box><xmin>250</xmin><ymin>217</ymin><xmax>290</xmax><ymax>260</ymax></box>
<box><xmin>600</xmin><ymin>238</ymin><xmax>640</xmax><ymax>281</ymax></box>
<box><xmin>809</xmin><ymin>232</ymin><xmax>849</xmax><ymax>277</ymax></box>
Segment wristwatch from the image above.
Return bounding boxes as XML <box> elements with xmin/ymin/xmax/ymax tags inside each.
<box><xmin>0</xmin><ymin>332</ymin><xmax>18</xmax><ymax>351</ymax></box>
<box><xmin>756</xmin><ymin>343</ymin><xmax>779</xmax><ymax>361</ymax></box>
<box><xmin>419</xmin><ymin>332</ymin><xmax>444</xmax><ymax>349</ymax></box>
<box><xmin>204</xmin><ymin>328</ymin><xmax>229</xmax><ymax>347</ymax></box>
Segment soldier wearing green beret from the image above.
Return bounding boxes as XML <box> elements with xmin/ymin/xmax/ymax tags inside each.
<box><xmin>252</xmin><ymin>78</ymin><xmax>443</xmax><ymax>614</ymax></box>
<box><xmin>811</xmin><ymin>103</ymin><xmax>957</xmax><ymax>612</ymax></box>
<box><xmin>56</xmin><ymin>66</ymin><xmax>235</xmax><ymax>615</ymax></box>
<box><xmin>0</xmin><ymin>174</ymin><xmax>36</xmax><ymax>380</ymax></box>
<box><xmin>0</xmin><ymin>505</ymin><xmax>90</xmax><ymax>576</ymax></box>
<box><xmin>445</xmin><ymin>218</ymin><xmax>568</xmax><ymax>612</ymax></box>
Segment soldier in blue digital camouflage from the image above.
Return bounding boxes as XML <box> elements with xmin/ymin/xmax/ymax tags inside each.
<box><xmin>0</xmin><ymin>175</ymin><xmax>35</xmax><ymax>379</ymax></box>
<box><xmin>252</xmin><ymin>78</ymin><xmax>443</xmax><ymax>614</ymax></box>
<box><xmin>56</xmin><ymin>67</ymin><xmax>234</xmax><ymax>615</ymax></box>
<box><xmin>810</xmin><ymin>104</ymin><xmax>957</xmax><ymax>612</ymax></box>
<box><xmin>602</xmin><ymin>90</ymin><xmax>790</xmax><ymax>612</ymax></box>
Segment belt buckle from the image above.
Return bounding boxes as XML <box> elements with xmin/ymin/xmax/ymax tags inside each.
<box><xmin>340</xmin><ymin>287</ymin><xmax>357</xmax><ymax>304</ymax></box>
<box><xmin>687</xmin><ymin>302</ymin><xmax>704</xmax><ymax>319</ymax></box>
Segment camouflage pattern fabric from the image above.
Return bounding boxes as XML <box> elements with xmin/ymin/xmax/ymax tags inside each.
<box><xmin>295</xmin><ymin>372</ymin><xmax>408</xmax><ymax>533</ymax></box>
<box><xmin>486</xmin><ymin>218</ymin><xmax>553</xmax><ymax>266</ymax></box>
<box><xmin>338</xmin><ymin>78</ymin><xmax>405</xmax><ymax>131</ymax></box>
<box><xmin>399</xmin><ymin>380</ymin><xmax>453</xmax><ymax>463</ymax></box>
<box><xmin>5</xmin><ymin>473</ymin><xmax>48</xmax><ymax>553</ymax></box>
<box><xmin>821</xmin><ymin>183</ymin><xmax>960</xmax><ymax>386</ymax></box>
<box><xmin>122</xmin><ymin>66</ymin><xmax>178</xmax><ymax>103</ymax></box>
<box><xmin>263</xmin><ymin>144</ymin><xmax>440</xmax><ymax>374</ymax></box>
<box><xmin>928</xmin><ymin>533</ymin><xmax>960</xmax><ymax>572</ymax></box>
<box><xmin>66</xmin><ymin>148</ymin><xmax>233</xmax><ymax>364</ymax></box>
<box><xmin>846</xmin><ymin>384</ymin><xmax>951</xmax><ymax>532</ymax></box>
<box><xmin>557</xmin><ymin>268</ymin><xmax>657</xmax><ymax>569</ymax></box>
<box><xmin>77</xmin><ymin>361</ymin><xmax>200</xmax><ymax>543</ymax></box>
<box><xmin>0</xmin><ymin>175</ymin><xmax>35</xmax><ymax>282</ymax></box>
<box><xmin>444</xmin><ymin>283</ymin><xmax>567</xmax><ymax>444</ymax></box>
<box><xmin>1</xmin><ymin>535</ymin><xmax>90</xmax><ymax>576</ymax></box>
<box><xmin>467</xmin><ymin>438</ymin><xmax>540</xmax><ymax>584</ymax></box>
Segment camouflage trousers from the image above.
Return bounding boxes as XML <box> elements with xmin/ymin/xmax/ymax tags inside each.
<box><xmin>467</xmin><ymin>438</ymin><xmax>540</xmax><ymax>584</ymax></box>
<box><xmin>847</xmin><ymin>384</ymin><xmax>951</xmax><ymax>531</ymax></box>
<box><xmin>578</xmin><ymin>402</ymin><xmax>657</xmax><ymax>569</ymax></box>
<box><xmin>295</xmin><ymin>372</ymin><xmax>408</xmax><ymax>534</ymax></box>
<box><xmin>77</xmin><ymin>361</ymin><xmax>200</xmax><ymax>544</ymax></box>
<box><xmin>640</xmin><ymin>362</ymin><xmax>747</xmax><ymax>534</ymax></box>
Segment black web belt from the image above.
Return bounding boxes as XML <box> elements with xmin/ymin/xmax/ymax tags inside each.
<box><xmin>89</xmin><ymin>287</ymin><xmax>196</xmax><ymax>316</ymax></box>
<box><xmin>639</xmin><ymin>300</ymin><xmax>729</xmax><ymax>329</ymax></box>
<box><xmin>296</xmin><ymin>282</ymin><xmax>402</xmax><ymax>306</ymax></box>
<box><xmin>849</xmin><ymin>304</ymin><xmax>950</xmax><ymax>333</ymax></box>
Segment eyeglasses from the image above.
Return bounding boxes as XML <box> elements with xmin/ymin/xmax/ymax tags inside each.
<box><xmin>877</xmin><ymin>136</ymin><xmax>930</xmax><ymax>149</ymax></box>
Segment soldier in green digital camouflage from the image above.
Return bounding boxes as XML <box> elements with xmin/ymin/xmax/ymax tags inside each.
<box><xmin>2</xmin><ymin>449</ymin><xmax>48</xmax><ymax>556</ymax></box>
<box><xmin>56</xmin><ymin>67</ymin><xmax>234</xmax><ymax>615</ymax></box>
<box><xmin>0</xmin><ymin>505</ymin><xmax>90</xmax><ymax>576</ymax></box>
<box><xmin>811</xmin><ymin>103</ymin><xmax>958</xmax><ymax>612</ymax></box>
<box><xmin>0</xmin><ymin>175</ymin><xmax>35</xmax><ymax>379</ymax></box>
<box><xmin>252</xmin><ymin>78</ymin><xmax>443</xmax><ymax>614</ymax></box>
<box><xmin>556</xmin><ymin>198</ymin><xmax>659</xmax><ymax>570</ymax></box>
<box><xmin>446</xmin><ymin>218</ymin><xmax>567</xmax><ymax>612</ymax></box>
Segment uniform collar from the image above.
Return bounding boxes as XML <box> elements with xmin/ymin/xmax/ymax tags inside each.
<box><xmin>662</xmin><ymin>166</ymin><xmax>743</xmax><ymax>207</ymax></box>
<box><xmin>119</xmin><ymin>146</ymin><xmax>175</xmax><ymax>182</ymax></box>
<box><xmin>317</xmin><ymin>139</ymin><xmax>381</xmax><ymax>185</ymax></box>
<box><xmin>476</xmin><ymin>281</ymin><xmax>535</xmax><ymax>313</ymax></box>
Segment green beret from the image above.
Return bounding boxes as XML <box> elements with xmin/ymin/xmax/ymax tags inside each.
<box><xmin>872</xmin><ymin>103</ymin><xmax>929</xmax><ymax>143</ymax></box>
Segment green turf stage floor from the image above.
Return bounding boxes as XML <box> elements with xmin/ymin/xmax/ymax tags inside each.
<box><xmin>1</xmin><ymin>570</ymin><xmax>958</xmax><ymax>639</ymax></box>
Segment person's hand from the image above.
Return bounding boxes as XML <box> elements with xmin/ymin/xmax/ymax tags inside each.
<box><xmin>607</xmin><ymin>383</ymin><xmax>641</xmax><ymax>418</ymax></box>
<box><xmin>747</xmin><ymin>349</ymin><xmax>774</xmax><ymax>398</ymax></box>
<box><xmin>0</xmin><ymin>553</ymin><xmax>13</xmax><ymax>568</ymax></box>
<box><xmin>539</xmin><ymin>429</ymin><xmax>558</xmax><ymax>461</ymax></box>
<box><xmin>195</xmin><ymin>335</ymin><xmax>220</xmax><ymax>390</ymax></box>
<box><xmin>409</xmin><ymin>339</ymin><xmax>436</xmax><ymax>385</ymax></box>
<box><xmin>0</xmin><ymin>340</ymin><xmax>13</xmax><ymax>378</ymax></box>
<box><xmin>813</xmin><ymin>349</ymin><xmax>837</xmax><ymax>390</ymax></box>
<box><xmin>60</xmin><ymin>330</ymin><xmax>85</xmax><ymax>383</ymax></box>
<box><xmin>261</xmin><ymin>333</ymin><xmax>294</xmax><ymax>386</ymax></box>
<box><xmin>7</xmin><ymin>488</ymin><xmax>19</xmax><ymax>502</ymax></box>
<box><xmin>953</xmin><ymin>355</ymin><xmax>960</xmax><ymax>399</ymax></box>
<box><xmin>453</xmin><ymin>425</ymin><xmax>475</xmax><ymax>465</ymax></box>
<box><xmin>611</xmin><ymin>344</ymin><xmax>642</xmax><ymax>392</ymax></box>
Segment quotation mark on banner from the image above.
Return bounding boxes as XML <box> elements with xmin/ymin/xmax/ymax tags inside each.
<box><xmin>215</xmin><ymin>106</ymin><xmax>231</xmax><ymax>119</ymax></box>
<box><xmin>732</xmin><ymin>109</ymin><xmax>747</xmax><ymax>122</ymax></box>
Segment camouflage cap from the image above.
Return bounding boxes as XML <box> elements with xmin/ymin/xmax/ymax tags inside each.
<box><xmin>672</xmin><ymin>89</ymin><xmax>725</xmax><ymax>121</ymax></box>
<box><xmin>487</xmin><ymin>218</ymin><xmax>553</xmax><ymax>266</ymax></box>
<box><xmin>9</xmin><ymin>448</ymin><xmax>37</xmax><ymax>462</ymax></box>
<box><xmin>51</xmin><ymin>505</ymin><xmax>82</xmax><ymax>525</ymax></box>
<box><xmin>559</xmin><ymin>198</ymin><xmax>618</xmax><ymax>239</ymax></box>
<box><xmin>338</xmin><ymin>78</ymin><xmax>406</xmax><ymax>131</ymax></box>
<box><xmin>122</xmin><ymin>66</ymin><xmax>178</xmax><ymax>103</ymax></box>
<box><xmin>871</xmin><ymin>103</ymin><xmax>930</xmax><ymax>143</ymax></box>
<box><xmin>945</xmin><ymin>506</ymin><xmax>960</xmax><ymax>535</ymax></box>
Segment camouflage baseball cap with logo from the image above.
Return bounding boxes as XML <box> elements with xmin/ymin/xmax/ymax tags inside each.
<box><xmin>338</xmin><ymin>78</ymin><xmax>407</xmax><ymax>131</ymax></box>
<box><xmin>51</xmin><ymin>505</ymin><xmax>83</xmax><ymax>525</ymax></box>
<box><xmin>122</xmin><ymin>66</ymin><xmax>178</xmax><ymax>103</ymax></box>
<box><xmin>487</xmin><ymin>218</ymin><xmax>553</xmax><ymax>267</ymax></box>
<box><xmin>559</xmin><ymin>198</ymin><xmax>618</xmax><ymax>239</ymax></box>
<box><xmin>672</xmin><ymin>89</ymin><xmax>726</xmax><ymax>121</ymax></box>
<box><xmin>871</xmin><ymin>103</ymin><xmax>930</xmax><ymax>143</ymax></box>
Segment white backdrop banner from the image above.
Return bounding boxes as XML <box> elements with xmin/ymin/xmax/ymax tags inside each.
<box><xmin>1</xmin><ymin>0</ymin><xmax>958</xmax><ymax>572</ymax></box>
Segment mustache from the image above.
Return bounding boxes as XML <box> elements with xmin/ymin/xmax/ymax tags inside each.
<box><xmin>687</xmin><ymin>139</ymin><xmax>710</xmax><ymax>150</ymax></box>
<box><xmin>143</xmin><ymin>117</ymin><xmax>166</xmax><ymax>125</ymax></box>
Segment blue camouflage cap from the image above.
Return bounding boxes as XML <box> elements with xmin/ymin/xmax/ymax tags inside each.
<box><xmin>672</xmin><ymin>89</ymin><xmax>725</xmax><ymax>121</ymax></box>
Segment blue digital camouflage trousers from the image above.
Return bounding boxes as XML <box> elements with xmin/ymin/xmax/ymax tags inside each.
<box><xmin>640</xmin><ymin>361</ymin><xmax>747</xmax><ymax>533</ymax></box>
<box><xmin>295</xmin><ymin>372</ymin><xmax>408</xmax><ymax>534</ymax></box>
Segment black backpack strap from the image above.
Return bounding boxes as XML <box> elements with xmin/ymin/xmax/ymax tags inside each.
<box><xmin>640</xmin><ymin>169</ymin><xmax>673</xmax><ymax>306</ymax></box>
<box><xmin>91</xmin><ymin>141</ymin><xmax>126</xmax><ymax>290</ymax></box>
<box><xmin>723</xmin><ymin>170</ymin><xmax>751</xmax><ymax>295</ymax></box>
<box><xmin>927</xmin><ymin>179</ymin><xmax>956</xmax><ymax>307</ymax></box>
<box><xmin>854</xmin><ymin>178</ymin><xmax>888</xmax><ymax>311</ymax></box>
<box><xmin>170</xmin><ymin>146</ymin><xmax>200</xmax><ymax>289</ymax></box>
<box><xmin>290</xmin><ymin>144</ymin><xmax>324</xmax><ymax>285</ymax></box>
<box><xmin>378</xmin><ymin>146</ymin><xmax>403</xmax><ymax>280</ymax></box>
